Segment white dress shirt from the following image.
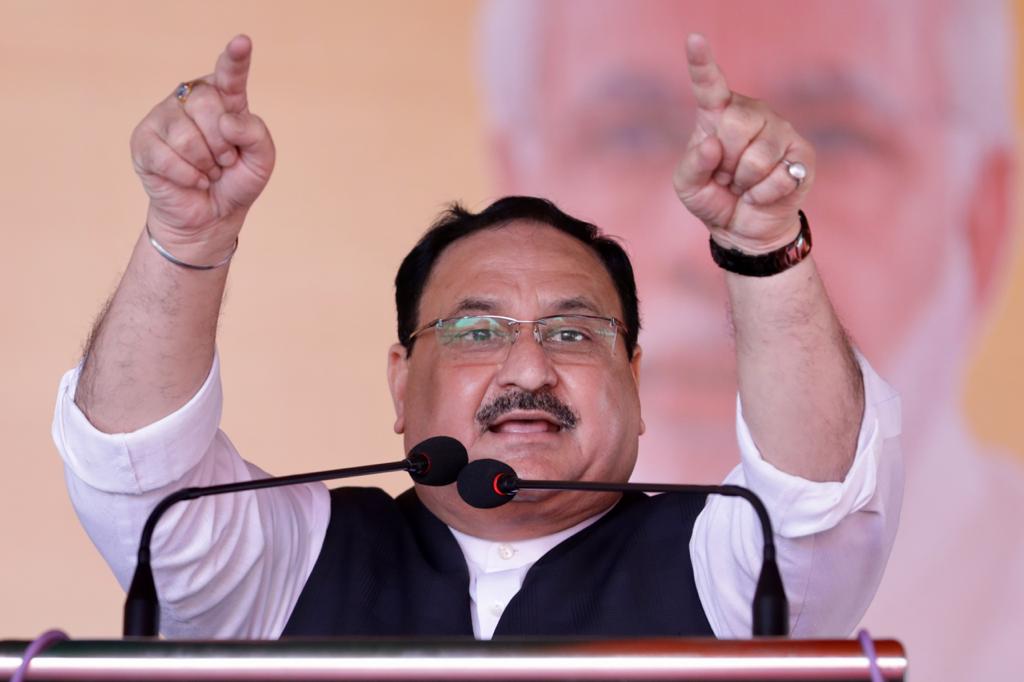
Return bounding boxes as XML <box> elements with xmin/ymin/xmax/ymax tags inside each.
<box><xmin>52</xmin><ymin>353</ymin><xmax>902</xmax><ymax>639</ymax></box>
<box><xmin>450</xmin><ymin>508</ymin><xmax>611</xmax><ymax>638</ymax></box>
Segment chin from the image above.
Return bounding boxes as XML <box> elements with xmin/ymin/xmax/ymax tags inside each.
<box><xmin>473</xmin><ymin>432</ymin><xmax>570</xmax><ymax>468</ymax></box>
<box><xmin>505</xmin><ymin>488</ymin><xmax>558</xmax><ymax>504</ymax></box>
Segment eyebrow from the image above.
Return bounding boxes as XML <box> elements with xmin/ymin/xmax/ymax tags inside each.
<box><xmin>579</xmin><ymin>68</ymin><xmax>902</xmax><ymax>120</ymax></box>
<box><xmin>548</xmin><ymin>296</ymin><xmax>604</xmax><ymax>316</ymax></box>
<box><xmin>584</xmin><ymin>72</ymin><xmax>682</xmax><ymax>107</ymax></box>
<box><xmin>447</xmin><ymin>298</ymin><xmax>500</xmax><ymax>317</ymax></box>
<box><xmin>772</xmin><ymin>70</ymin><xmax>904</xmax><ymax>118</ymax></box>
<box><xmin>444</xmin><ymin>296</ymin><xmax>607</xmax><ymax>318</ymax></box>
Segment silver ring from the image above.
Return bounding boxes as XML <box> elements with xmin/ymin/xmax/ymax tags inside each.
<box><xmin>174</xmin><ymin>81</ymin><xmax>196</xmax><ymax>104</ymax></box>
<box><xmin>783</xmin><ymin>160</ymin><xmax>807</xmax><ymax>187</ymax></box>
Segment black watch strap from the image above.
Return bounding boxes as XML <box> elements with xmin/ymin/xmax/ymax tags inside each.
<box><xmin>708</xmin><ymin>210</ymin><xmax>812</xmax><ymax>277</ymax></box>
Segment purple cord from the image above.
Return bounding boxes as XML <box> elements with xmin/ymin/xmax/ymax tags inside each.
<box><xmin>857</xmin><ymin>628</ymin><xmax>886</xmax><ymax>682</ymax></box>
<box><xmin>11</xmin><ymin>629</ymin><xmax>69</xmax><ymax>682</ymax></box>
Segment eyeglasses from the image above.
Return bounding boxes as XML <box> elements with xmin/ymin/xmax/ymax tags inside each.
<box><xmin>409</xmin><ymin>314</ymin><xmax>627</xmax><ymax>364</ymax></box>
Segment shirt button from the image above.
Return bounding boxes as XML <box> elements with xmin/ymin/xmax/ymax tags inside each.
<box><xmin>490</xmin><ymin>602</ymin><xmax>504</xmax><ymax>617</ymax></box>
<box><xmin>497</xmin><ymin>543</ymin><xmax>516</xmax><ymax>560</ymax></box>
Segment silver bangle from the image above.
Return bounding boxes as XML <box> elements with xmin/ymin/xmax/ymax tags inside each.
<box><xmin>145</xmin><ymin>223</ymin><xmax>238</xmax><ymax>270</ymax></box>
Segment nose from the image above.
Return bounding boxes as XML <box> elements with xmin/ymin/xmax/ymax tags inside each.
<box><xmin>493</xmin><ymin>322</ymin><xmax>558</xmax><ymax>392</ymax></box>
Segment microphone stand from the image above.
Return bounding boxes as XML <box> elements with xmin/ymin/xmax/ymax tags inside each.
<box><xmin>457</xmin><ymin>460</ymin><xmax>788</xmax><ymax>638</ymax></box>
<box><xmin>125</xmin><ymin>437</ymin><xmax>466</xmax><ymax>637</ymax></box>
<box><xmin>511</xmin><ymin>477</ymin><xmax>788</xmax><ymax>637</ymax></box>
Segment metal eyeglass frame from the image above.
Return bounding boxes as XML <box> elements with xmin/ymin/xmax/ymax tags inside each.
<box><xmin>409</xmin><ymin>314</ymin><xmax>629</xmax><ymax>356</ymax></box>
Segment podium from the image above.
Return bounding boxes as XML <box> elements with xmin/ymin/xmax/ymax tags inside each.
<box><xmin>1</xmin><ymin>638</ymin><xmax>906</xmax><ymax>680</ymax></box>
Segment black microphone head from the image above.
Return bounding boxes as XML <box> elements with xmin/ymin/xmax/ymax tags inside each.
<box><xmin>406</xmin><ymin>436</ymin><xmax>468</xmax><ymax>486</ymax></box>
<box><xmin>457</xmin><ymin>458</ymin><xmax>518</xmax><ymax>509</ymax></box>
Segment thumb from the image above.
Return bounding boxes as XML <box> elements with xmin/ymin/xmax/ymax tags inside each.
<box><xmin>673</xmin><ymin>133</ymin><xmax>722</xmax><ymax>198</ymax></box>
<box><xmin>220</xmin><ymin>111</ymin><xmax>275</xmax><ymax>177</ymax></box>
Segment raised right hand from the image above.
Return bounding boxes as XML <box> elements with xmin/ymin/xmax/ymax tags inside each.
<box><xmin>673</xmin><ymin>34</ymin><xmax>813</xmax><ymax>255</ymax></box>
<box><xmin>130</xmin><ymin>35</ymin><xmax>275</xmax><ymax>263</ymax></box>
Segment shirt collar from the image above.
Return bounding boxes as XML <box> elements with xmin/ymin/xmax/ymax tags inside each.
<box><xmin>449</xmin><ymin>505</ymin><xmax>614</xmax><ymax>576</ymax></box>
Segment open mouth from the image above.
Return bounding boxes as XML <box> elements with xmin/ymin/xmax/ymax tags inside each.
<box><xmin>487</xmin><ymin>412</ymin><xmax>564</xmax><ymax>434</ymax></box>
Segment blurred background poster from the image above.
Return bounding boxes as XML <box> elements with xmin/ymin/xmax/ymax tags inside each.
<box><xmin>2</xmin><ymin>1</ymin><xmax>1022</xmax><ymax>679</ymax></box>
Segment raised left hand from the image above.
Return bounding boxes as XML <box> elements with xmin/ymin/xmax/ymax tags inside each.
<box><xmin>673</xmin><ymin>33</ymin><xmax>814</xmax><ymax>254</ymax></box>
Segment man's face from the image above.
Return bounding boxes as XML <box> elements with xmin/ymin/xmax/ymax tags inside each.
<box><xmin>388</xmin><ymin>222</ymin><xmax>643</xmax><ymax>535</ymax></box>
<box><xmin>493</xmin><ymin>0</ymin><xmax>970</xmax><ymax>481</ymax></box>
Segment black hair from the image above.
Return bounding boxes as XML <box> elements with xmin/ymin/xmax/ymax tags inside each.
<box><xmin>395</xmin><ymin>195</ymin><xmax>640</xmax><ymax>358</ymax></box>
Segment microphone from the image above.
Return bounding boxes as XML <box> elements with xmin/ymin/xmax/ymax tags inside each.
<box><xmin>124</xmin><ymin>436</ymin><xmax>467</xmax><ymax>637</ymax></box>
<box><xmin>456</xmin><ymin>458</ymin><xmax>788</xmax><ymax>637</ymax></box>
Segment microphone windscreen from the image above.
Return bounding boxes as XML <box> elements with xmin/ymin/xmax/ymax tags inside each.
<box><xmin>407</xmin><ymin>436</ymin><xmax>468</xmax><ymax>486</ymax></box>
<box><xmin>457</xmin><ymin>459</ymin><xmax>517</xmax><ymax>509</ymax></box>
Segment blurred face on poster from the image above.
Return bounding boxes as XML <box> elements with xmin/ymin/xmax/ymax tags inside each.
<box><xmin>481</xmin><ymin>0</ymin><xmax>1014</xmax><ymax>481</ymax></box>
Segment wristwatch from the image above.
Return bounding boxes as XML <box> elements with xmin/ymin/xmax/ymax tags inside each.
<box><xmin>709</xmin><ymin>210</ymin><xmax>812</xmax><ymax>277</ymax></box>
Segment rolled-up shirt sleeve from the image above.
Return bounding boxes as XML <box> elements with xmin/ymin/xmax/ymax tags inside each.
<box><xmin>51</xmin><ymin>354</ymin><xmax>330</xmax><ymax>638</ymax></box>
<box><xmin>690</xmin><ymin>353</ymin><xmax>903</xmax><ymax>638</ymax></box>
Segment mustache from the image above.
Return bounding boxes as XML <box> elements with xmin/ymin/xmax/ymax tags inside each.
<box><xmin>475</xmin><ymin>391</ymin><xmax>579</xmax><ymax>431</ymax></box>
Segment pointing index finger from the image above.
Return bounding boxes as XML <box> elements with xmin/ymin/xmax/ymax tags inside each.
<box><xmin>686</xmin><ymin>33</ymin><xmax>732</xmax><ymax>115</ymax></box>
<box><xmin>214</xmin><ymin>34</ymin><xmax>252</xmax><ymax>114</ymax></box>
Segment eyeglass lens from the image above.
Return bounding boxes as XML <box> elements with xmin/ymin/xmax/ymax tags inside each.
<box><xmin>435</xmin><ymin>315</ymin><xmax>618</xmax><ymax>362</ymax></box>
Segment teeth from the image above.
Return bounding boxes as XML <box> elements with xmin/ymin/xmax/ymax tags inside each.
<box><xmin>492</xmin><ymin>420</ymin><xmax>557</xmax><ymax>433</ymax></box>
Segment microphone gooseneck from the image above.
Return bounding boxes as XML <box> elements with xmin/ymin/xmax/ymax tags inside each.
<box><xmin>124</xmin><ymin>437</ymin><xmax>468</xmax><ymax>637</ymax></box>
<box><xmin>455</xmin><ymin>458</ymin><xmax>789</xmax><ymax>637</ymax></box>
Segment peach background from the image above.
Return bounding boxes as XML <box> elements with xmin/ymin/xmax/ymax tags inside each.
<box><xmin>0</xmin><ymin>0</ymin><xmax>1021</xmax><ymax>637</ymax></box>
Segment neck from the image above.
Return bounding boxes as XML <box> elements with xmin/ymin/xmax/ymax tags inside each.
<box><xmin>416</xmin><ymin>485</ymin><xmax>620</xmax><ymax>541</ymax></box>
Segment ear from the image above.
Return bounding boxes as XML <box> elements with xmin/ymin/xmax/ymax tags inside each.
<box><xmin>965</xmin><ymin>148</ymin><xmax>1015</xmax><ymax>309</ymax></box>
<box><xmin>386</xmin><ymin>343</ymin><xmax>409</xmax><ymax>434</ymax></box>
<box><xmin>630</xmin><ymin>344</ymin><xmax>646</xmax><ymax>436</ymax></box>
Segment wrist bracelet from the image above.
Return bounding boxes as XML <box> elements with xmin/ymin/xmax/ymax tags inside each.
<box><xmin>708</xmin><ymin>210</ymin><xmax>812</xmax><ymax>277</ymax></box>
<box><xmin>145</xmin><ymin>223</ymin><xmax>239</xmax><ymax>271</ymax></box>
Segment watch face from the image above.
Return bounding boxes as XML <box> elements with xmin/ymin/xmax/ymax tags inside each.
<box><xmin>782</xmin><ymin>232</ymin><xmax>811</xmax><ymax>268</ymax></box>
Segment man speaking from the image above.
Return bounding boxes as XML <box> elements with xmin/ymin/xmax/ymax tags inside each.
<box><xmin>52</xmin><ymin>35</ymin><xmax>900</xmax><ymax>638</ymax></box>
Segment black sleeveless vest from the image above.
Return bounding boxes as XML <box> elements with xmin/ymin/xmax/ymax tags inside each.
<box><xmin>282</xmin><ymin>487</ymin><xmax>713</xmax><ymax>638</ymax></box>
